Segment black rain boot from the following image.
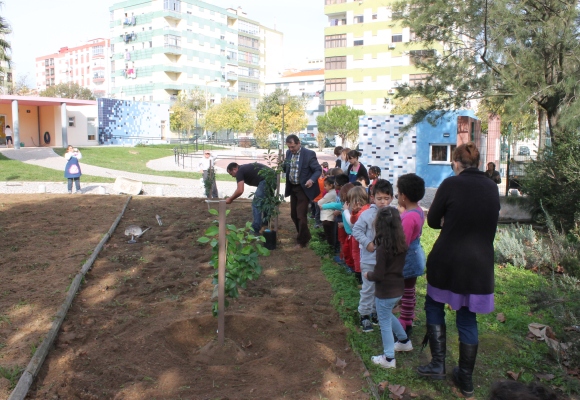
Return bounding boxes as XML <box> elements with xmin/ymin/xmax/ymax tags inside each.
<box><xmin>452</xmin><ymin>342</ymin><xmax>478</xmax><ymax>397</ymax></box>
<box><xmin>417</xmin><ymin>324</ymin><xmax>446</xmax><ymax>380</ymax></box>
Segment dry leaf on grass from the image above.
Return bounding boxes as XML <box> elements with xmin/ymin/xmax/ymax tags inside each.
<box><xmin>496</xmin><ymin>313</ymin><xmax>506</xmax><ymax>323</ymax></box>
<box><xmin>388</xmin><ymin>384</ymin><xmax>406</xmax><ymax>399</ymax></box>
<box><xmin>377</xmin><ymin>381</ymin><xmax>389</xmax><ymax>394</ymax></box>
<box><xmin>363</xmin><ymin>371</ymin><xmax>370</xmax><ymax>378</ymax></box>
<box><xmin>507</xmin><ymin>369</ymin><xmax>523</xmax><ymax>381</ymax></box>
<box><xmin>335</xmin><ymin>357</ymin><xmax>347</xmax><ymax>369</ymax></box>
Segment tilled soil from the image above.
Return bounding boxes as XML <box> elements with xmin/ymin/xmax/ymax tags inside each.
<box><xmin>0</xmin><ymin>195</ymin><xmax>369</xmax><ymax>399</ymax></box>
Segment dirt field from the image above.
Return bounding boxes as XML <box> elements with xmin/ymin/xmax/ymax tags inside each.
<box><xmin>0</xmin><ymin>195</ymin><xmax>369</xmax><ymax>399</ymax></box>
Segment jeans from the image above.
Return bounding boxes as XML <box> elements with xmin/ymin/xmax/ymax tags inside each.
<box><xmin>251</xmin><ymin>180</ymin><xmax>267</xmax><ymax>234</ymax></box>
<box><xmin>358</xmin><ymin>262</ymin><xmax>376</xmax><ymax>316</ymax></box>
<box><xmin>67</xmin><ymin>178</ymin><xmax>81</xmax><ymax>192</ymax></box>
<box><xmin>376</xmin><ymin>296</ymin><xmax>407</xmax><ymax>358</ymax></box>
<box><xmin>424</xmin><ymin>294</ymin><xmax>479</xmax><ymax>345</ymax></box>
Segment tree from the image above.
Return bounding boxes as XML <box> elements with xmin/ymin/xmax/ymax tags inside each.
<box><xmin>169</xmin><ymin>89</ymin><xmax>205</xmax><ymax>138</ymax></box>
<box><xmin>39</xmin><ymin>82</ymin><xmax>95</xmax><ymax>100</ymax></box>
<box><xmin>205</xmin><ymin>98</ymin><xmax>255</xmax><ymax>139</ymax></box>
<box><xmin>0</xmin><ymin>2</ymin><xmax>12</xmax><ymax>93</ymax></box>
<box><xmin>391</xmin><ymin>96</ymin><xmax>432</xmax><ymax>115</ymax></box>
<box><xmin>391</xmin><ymin>0</ymin><xmax>580</xmax><ymax>145</ymax></box>
<box><xmin>255</xmin><ymin>89</ymin><xmax>308</xmax><ymax>139</ymax></box>
<box><xmin>316</xmin><ymin>105</ymin><xmax>365</xmax><ymax>147</ymax></box>
<box><xmin>9</xmin><ymin>74</ymin><xmax>33</xmax><ymax>96</ymax></box>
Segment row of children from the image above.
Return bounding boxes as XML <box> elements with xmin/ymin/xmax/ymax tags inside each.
<box><xmin>313</xmin><ymin>162</ymin><xmax>427</xmax><ymax>370</ymax></box>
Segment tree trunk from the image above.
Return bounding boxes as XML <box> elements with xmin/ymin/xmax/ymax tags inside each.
<box><xmin>546</xmin><ymin>108</ymin><xmax>559</xmax><ymax>146</ymax></box>
<box><xmin>537</xmin><ymin>108</ymin><xmax>546</xmax><ymax>152</ymax></box>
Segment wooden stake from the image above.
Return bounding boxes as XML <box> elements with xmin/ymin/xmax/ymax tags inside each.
<box><xmin>218</xmin><ymin>200</ymin><xmax>226</xmax><ymax>345</ymax></box>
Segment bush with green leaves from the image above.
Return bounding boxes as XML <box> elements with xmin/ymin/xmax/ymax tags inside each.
<box><xmin>198</xmin><ymin>209</ymin><xmax>270</xmax><ymax>315</ymax></box>
<box><xmin>495</xmin><ymin>224</ymin><xmax>553</xmax><ymax>270</ymax></box>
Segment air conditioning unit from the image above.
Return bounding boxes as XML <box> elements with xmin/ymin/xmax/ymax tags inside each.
<box><xmin>388</xmin><ymin>43</ymin><xmax>396</xmax><ymax>49</ymax></box>
<box><xmin>388</xmin><ymin>89</ymin><xmax>396</xmax><ymax>94</ymax></box>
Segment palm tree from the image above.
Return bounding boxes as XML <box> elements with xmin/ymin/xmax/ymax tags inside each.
<box><xmin>0</xmin><ymin>1</ymin><xmax>12</xmax><ymax>93</ymax></box>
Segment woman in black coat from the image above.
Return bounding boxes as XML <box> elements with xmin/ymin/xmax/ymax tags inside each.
<box><xmin>417</xmin><ymin>142</ymin><xmax>500</xmax><ymax>398</ymax></box>
<box><xmin>346</xmin><ymin>150</ymin><xmax>370</xmax><ymax>186</ymax></box>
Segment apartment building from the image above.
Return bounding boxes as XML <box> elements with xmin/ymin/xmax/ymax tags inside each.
<box><xmin>323</xmin><ymin>0</ymin><xmax>440</xmax><ymax>114</ymax></box>
<box><xmin>265</xmin><ymin>68</ymin><xmax>325</xmax><ymax>135</ymax></box>
<box><xmin>108</xmin><ymin>0</ymin><xmax>283</xmax><ymax>106</ymax></box>
<box><xmin>35</xmin><ymin>38</ymin><xmax>111</xmax><ymax>97</ymax></box>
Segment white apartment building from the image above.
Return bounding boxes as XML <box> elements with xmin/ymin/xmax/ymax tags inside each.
<box><xmin>108</xmin><ymin>0</ymin><xmax>283</xmax><ymax>106</ymax></box>
<box><xmin>35</xmin><ymin>38</ymin><xmax>111</xmax><ymax>97</ymax></box>
<box><xmin>265</xmin><ymin>68</ymin><xmax>325</xmax><ymax>136</ymax></box>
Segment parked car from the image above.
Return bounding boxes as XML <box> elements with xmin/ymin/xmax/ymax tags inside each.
<box><xmin>300</xmin><ymin>136</ymin><xmax>334</xmax><ymax>149</ymax></box>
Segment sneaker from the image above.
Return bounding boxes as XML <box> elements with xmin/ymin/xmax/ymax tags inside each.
<box><xmin>371</xmin><ymin>313</ymin><xmax>379</xmax><ymax>326</ymax></box>
<box><xmin>314</xmin><ymin>223</ymin><xmax>321</xmax><ymax>229</ymax></box>
<box><xmin>394</xmin><ymin>340</ymin><xmax>413</xmax><ymax>352</ymax></box>
<box><xmin>333</xmin><ymin>255</ymin><xmax>345</xmax><ymax>264</ymax></box>
<box><xmin>371</xmin><ymin>354</ymin><xmax>396</xmax><ymax>369</ymax></box>
<box><xmin>360</xmin><ymin>316</ymin><xmax>373</xmax><ymax>333</ymax></box>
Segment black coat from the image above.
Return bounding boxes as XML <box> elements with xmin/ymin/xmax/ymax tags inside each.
<box><xmin>283</xmin><ymin>146</ymin><xmax>322</xmax><ymax>201</ymax></box>
<box><xmin>346</xmin><ymin>162</ymin><xmax>370</xmax><ymax>186</ymax></box>
<box><xmin>426</xmin><ymin>168</ymin><xmax>500</xmax><ymax>295</ymax></box>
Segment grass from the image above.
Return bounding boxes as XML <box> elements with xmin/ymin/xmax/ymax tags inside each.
<box><xmin>0</xmin><ymin>365</ymin><xmax>24</xmax><ymax>389</ymax></box>
<box><xmin>309</xmin><ymin>222</ymin><xmax>578</xmax><ymax>399</ymax></box>
<box><xmin>53</xmin><ymin>144</ymin><xmax>237</xmax><ymax>182</ymax></box>
<box><xmin>0</xmin><ymin>153</ymin><xmax>115</xmax><ymax>183</ymax></box>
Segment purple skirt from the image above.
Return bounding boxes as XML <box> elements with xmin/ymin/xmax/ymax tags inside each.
<box><xmin>427</xmin><ymin>284</ymin><xmax>494</xmax><ymax>314</ymax></box>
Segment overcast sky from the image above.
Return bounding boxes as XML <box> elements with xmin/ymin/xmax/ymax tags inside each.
<box><xmin>4</xmin><ymin>0</ymin><xmax>325</xmax><ymax>86</ymax></box>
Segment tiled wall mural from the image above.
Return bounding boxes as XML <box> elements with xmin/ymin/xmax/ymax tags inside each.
<box><xmin>98</xmin><ymin>98</ymin><xmax>169</xmax><ymax>145</ymax></box>
<box><xmin>358</xmin><ymin>115</ymin><xmax>417</xmax><ymax>185</ymax></box>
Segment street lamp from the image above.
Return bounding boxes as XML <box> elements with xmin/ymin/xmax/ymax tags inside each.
<box><xmin>277</xmin><ymin>94</ymin><xmax>288</xmax><ymax>157</ymax></box>
<box><xmin>192</xmin><ymin>99</ymin><xmax>200</xmax><ymax>152</ymax></box>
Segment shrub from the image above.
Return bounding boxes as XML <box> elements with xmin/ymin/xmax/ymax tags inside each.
<box><xmin>495</xmin><ymin>224</ymin><xmax>552</xmax><ymax>270</ymax></box>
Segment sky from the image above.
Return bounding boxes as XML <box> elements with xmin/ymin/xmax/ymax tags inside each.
<box><xmin>4</xmin><ymin>0</ymin><xmax>326</xmax><ymax>87</ymax></box>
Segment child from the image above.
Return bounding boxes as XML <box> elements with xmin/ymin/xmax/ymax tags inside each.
<box><xmin>347</xmin><ymin>186</ymin><xmax>369</xmax><ymax>283</ymax></box>
<box><xmin>322</xmin><ymin>178</ymin><xmax>354</xmax><ymax>269</ymax></box>
<box><xmin>64</xmin><ymin>145</ymin><xmax>83</xmax><ymax>194</ymax></box>
<box><xmin>340</xmin><ymin>148</ymin><xmax>351</xmax><ymax>173</ymax></box>
<box><xmin>365</xmin><ymin>207</ymin><xmax>411</xmax><ymax>369</ymax></box>
<box><xmin>334</xmin><ymin>146</ymin><xmax>344</xmax><ymax>168</ymax></box>
<box><xmin>369</xmin><ymin>166</ymin><xmax>381</xmax><ymax>187</ymax></box>
<box><xmin>352</xmin><ymin>179</ymin><xmax>395</xmax><ymax>333</ymax></box>
<box><xmin>317</xmin><ymin>176</ymin><xmax>337</xmax><ymax>247</ymax></box>
<box><xmin>338</xmin><ymin>183</ymin><xmax>356</xmax><ymax>272</ymax></box>
<box><xmin>396</xmin><ymin>173</ymin><xmax>426</xmax><ymax>337</ymax></box>
<box><xmin>311</xmin><ymin>167</ymin><xmax>327</xmax><ymax>227</ymax></box>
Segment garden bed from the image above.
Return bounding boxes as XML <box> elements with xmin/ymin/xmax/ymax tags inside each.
<box><xmin>0</xmin><ymin>195</ymin><xmax>369</xmax><ymax>399</ymax></box>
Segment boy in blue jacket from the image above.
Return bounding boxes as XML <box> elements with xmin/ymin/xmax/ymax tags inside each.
<box><xmin>352</xmin><ymin>179</ymin><xmax>394</xmax><ymax>333</ymax></box>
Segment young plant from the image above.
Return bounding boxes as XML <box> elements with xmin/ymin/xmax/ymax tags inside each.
<box><xmin>203</xmin><ymin>165</ymin><xmax>216</xmax><ymax>198</ymax></box>
<box><xmin>252</xmin><ymin>151</ymin><xmax>285</xmax><ymax>230</ymax></box>
<box><xmin>198</xmin><ymin>208</ymin><xmax>270</xmax><ymax>315</ymax></box>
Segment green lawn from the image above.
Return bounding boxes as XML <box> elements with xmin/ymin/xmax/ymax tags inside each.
<box><xmin>53</xmin><ymin>144</ymin><xmax>236</xmax><ymax>182</ymax></box>
<box><xmin>309</xmin><ymin>223</ymin><xmax>578</xmax><ymax>399</ymax></box>
<box><xmin>0</xmin><ymin>153</ymin><xmax>115</xmax><ymax>183</ymax></box>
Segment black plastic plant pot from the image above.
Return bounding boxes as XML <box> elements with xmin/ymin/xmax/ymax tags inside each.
<box><xmin>263</xmin><ymin>229</ymin><xmax>277</xmax><ymax>250</ymax></box>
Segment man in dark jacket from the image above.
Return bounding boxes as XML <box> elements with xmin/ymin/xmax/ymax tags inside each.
<box><xmin>284</xmin><ymin>134</ymin><xmax>322</xmax><ymax>248</ymax></box>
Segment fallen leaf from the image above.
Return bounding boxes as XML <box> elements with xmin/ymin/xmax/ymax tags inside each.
<box><xmin>241</xmin><ymin>340</ymin><xmax>252</xmax><ymax>349</ymax></box>
<box><xmin>335</xmin><ymin>357</ymin><xmax>347</xmax><ymax>369</ymax></box>
<box><xmin>535</xmin><ymin>373</ymin><xmax>554</xmax><ymax>381</ymax></box>
<box><xmin>496</xmin><ymin>313</ymin><xmax>506</xmax><ymax>323</ymax></box>
<box><xmin>377</xmin><ymin>381</ymin><xmax>389</xmax><ymax>394</ymax></box>
<box><xmin>507</xmin><ymin>370</ymin><xmax>523</xmax><ymax>381</ymax></box>
<box><xmin>363</xmin><ymin>371</ymin><xmax>370</xmax><ymax>378</ymax></box>
<box><xmin>388</xmin><ymin>384</ymin><xmax>406</xmax><ymax>399</ymax></box>
<box><xmin>545</xmin><ymin>326</ymin><xmax>557</xmax><ymax>340</ymax></box>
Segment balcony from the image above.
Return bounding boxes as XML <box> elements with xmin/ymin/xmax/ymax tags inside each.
<box><xmin>226</xmin><ymin>72</ymin><xmax>238</xmax><ymax>81</ymax></box>
<box><xmin>92</xmin><ymin>53</ymin><xmax>105</xmax><ymax>60</ymax></box>
<box><xmin>93</xmin><ymin>75</ymin><xmax>106</xmax><ymax>83</ymax></box>
<box><xmin>163</xmin><ymin>65</ymin><xmax>182</xmax><ymax>73</ymax></box>
<box><xmin>162</xmin><ymin>9</ymin><xmax>182</xmax><ymax>22</ymax></box>
<box><xmin>163</xmin><ymin>44</ymin><xmax>182</xmax><ymax>55</ymax></box>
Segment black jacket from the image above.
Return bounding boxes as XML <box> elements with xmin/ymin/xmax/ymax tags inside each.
<box><xmin>283</xmin><ymin>146</ymin><xmax>322</xmax><ymax>201</ymax></box>
<box><xmin>426</xmin><ymin>168</ymin><xmax>500</xmax><ymax>295</ymax></box>
<box><xmin>346</xmin><ymin>163</ymin><xmax>370</xmax><ymax>186</ymax></box>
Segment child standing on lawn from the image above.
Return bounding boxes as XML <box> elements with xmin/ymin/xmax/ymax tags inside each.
<box><xmin>352</xmin><ymin>180</ymin><xmax>394</xmax><ymax>333</ymax></box>
<box><xmin>318</xmin><ymin>176</ymin><xmax>338</xmax><ymax>247</ymax></box>
<box><xmin>365</xmin><ymin>207</ymin><xmax>411</xmax><ymax>369</ymax></box>
<box><xmin>64</xmin><ymin>145</ymin><xmax>83</xmax><ymax>194</ymax></box>
<box><xmin>396</xmin><ymin>173</ymin><xmax>426</xmax><ymax>337</ymax></box>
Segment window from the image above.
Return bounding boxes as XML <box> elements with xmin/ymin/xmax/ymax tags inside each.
<box><xmin>353</xmin><ymin>15</ymin><xmax>364</xmax><ymax>24</ymax></box>
<box><xmin>410</xmin><ymin>49</ymin><xmax>435</xmax><ymax>65</ymax></box>
<box><xmin>353</xmin><ymin>40</ymin><xmax>364</xmax><ymax>46</ymax></box>
<box><xmin>164</xmin><ymin>0</ymin><xmax>181</xmax><ymax>12</ymax></box>
<box><xmin>227</xmin><ymin>50</ymin><xmax>238</xmax><ymax>61</ymax></box>
<box><xmin>372</xmin><ymin>14</ymin><xmax>378</xmax><ymax>20</ymax></box>
<box><xmin>239</xmin><ymin>81</ymin><xmax>259</xmax><ymax>93</ymax></box>
<box><xmin>429</xmin><ymin>144</ymin><xmax>456</xmax><ymax>164</ymax></box>
<box><xmin>238</xmin><ymin>50</ymin><xmax>259</xmax><ymax>65</ymax></box>
<box><xmin>68</xmin><ymin>117</ymin><xmax>76</xmax><ymax>128</ymax></box>
<box><xmin>325</xmin><ymin>34</ymin><xmax>346</xmax><ymax>48</ymax></box>
<box><xmin>238</xmin><ymin>35</ymin><xmax>259</xmax><ymax>49</ymax></box>
<box><xmin>329</xmin><ymin>18</ymin><xmax>347</xmax><ymax>26</ymax></box>
<box><xmin>325</xmin><ymin>0</ymin><xmax>346</xmax><ymax>4</ymax></box>
<box><xmin>164</xmin><ymin>34</ymin><xmax>181</xmax><ymax>48</ymax></box>
<box><xmin>325</xmin><ymin>99</ymin><xmax>346</xmax><ymax>112</ymax></box>
<box><xmin>326</xmin><ymin>78</ymin><xmax>346</xmax><ymax>92</ymax></box>
<box><xmin>238</xmin><ymin>20</ymin><xmax>260</xmax><ymax>35</ymax></box>
<box><xmin>87</xmin><ymin>117</ymin><xmax>97</xmax><ymax>141</ymax></box>
<box><xmin>238</xmin><ymin>66</ymin><xmax>260</xmax><ymax>79</ymax></box>
<box><xmin>325</xmin><ymin>56</ymin><xmax>346</xmax><ymax>70</ymax></box>
<box><xmin>92</xmin><ymin>46</ymin><xmax>104</xmax><ymax>56</ymax></box>
<box><xmin>409</xmin><ymin>73</ymin><xmax>429</xmax><ymax>86</ymax></box>
<box><xmin>392</xmin><ymin>34</ymin><xmax>403</xmax><ymax>43</ymax></box>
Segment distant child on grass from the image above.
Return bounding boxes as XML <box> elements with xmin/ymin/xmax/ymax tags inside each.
<box><xmin>352</xmin><ymin>179</ymin><xmax>394</xmax><ymax>333</ymax></box>
<box><xmin>396</xmin><ymin>173</ymin><xmax>426</xmax><ymax>337</ymax></box>
<box><xmin>318</xmin><ymin>176</ymin><xmax>337</xmax><ymax>247</ymax></box>
<box><xmin>365</xmin><ymin>207</ymin><xmax>411</xmax><ymax>369</ymax></box>
<box><xmin>64</xmin><ymin>145</ymin><xmax>82</xmax><ymax>194</ymax></box>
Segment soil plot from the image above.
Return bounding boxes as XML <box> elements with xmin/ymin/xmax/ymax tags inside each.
<box><xmin>0</xmin><ymin>194</ymin><xmax>130</xmax><ymax>398</ymax></box>
<box><xmin>2</xmin><ymin>197</ymin><xmax>370</xmax><ymax>399</ymax></box>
